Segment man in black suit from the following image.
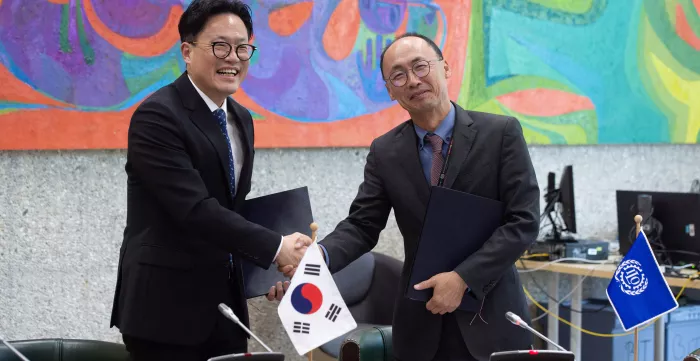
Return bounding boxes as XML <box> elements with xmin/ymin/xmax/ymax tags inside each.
<box><xmin>274</xmin><ymin>33</ymin><xmax>540</xmax><ymax>360</ymax></box>
<box><xmin>109</xmin><ymin>1</ymin><xmax>312</xmax><ymax>360</ymax></box>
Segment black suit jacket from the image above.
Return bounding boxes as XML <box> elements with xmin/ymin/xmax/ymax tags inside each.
<box><xmin>319</xmin><ymin>102</ymin><xmax>540</xmax><ymax>361</ymax></box>
<box><xmin>110</xmin><ymin>72</ymin><xmax>281</xmax><ymax>346</ymax></box>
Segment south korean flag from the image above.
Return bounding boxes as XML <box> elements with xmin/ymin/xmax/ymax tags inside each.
<box><xmin>278</xmin><ymin>241</ymin><xmax>357</xmax><ymax>355</ymax></box>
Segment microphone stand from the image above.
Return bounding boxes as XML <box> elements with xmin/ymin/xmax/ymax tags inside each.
<box><xmin>213</xmin><ymin>303</ymin><xmax>284</xmax><ymax>361</ymax></box>
<box><xmin>505</xmin><ymin>312</ymin><xmax>567</xmax><ymax>352</ymax></box>
<box><xmin>0</xmin><ymin>334</ymin><xmax>31</xmax><ymax>361</ymax></box>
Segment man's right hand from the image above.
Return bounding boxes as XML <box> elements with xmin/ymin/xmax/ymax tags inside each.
<box><xmin>277</xmin><ymin>244</ymin><xmax>325</xmax><ymax>278</ymax></box>
<box><xmin>275</xmin><ymin>232</ymin><xmax>313</xmax><ymax>277</ymax></box>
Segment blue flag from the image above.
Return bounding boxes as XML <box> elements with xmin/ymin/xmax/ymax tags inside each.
<box><xmin>606</xmin><ymin>230</ymin><xmax>678</xmax><ymax>331</ymax></box>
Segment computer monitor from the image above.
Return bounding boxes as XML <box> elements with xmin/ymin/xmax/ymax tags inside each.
<box><xmin>542</xmin><ymin>165</ymin><xmax>577</xmax><ymax>242</ymax></box>
<box><xmin>558</xmin><ymin>165</ymin><xmax>576</xmax><ymax>234</ymax></box>
<box><xmin>616</xmin><ymin>190</ymin><xmax>700</xmax><ymax>266</ymax></box>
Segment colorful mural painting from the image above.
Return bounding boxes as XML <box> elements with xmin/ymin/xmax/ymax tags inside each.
<box><xmin>0</xmin><ymin>0</ymin><xmax>699</xmax><ymax>149</ymax></box>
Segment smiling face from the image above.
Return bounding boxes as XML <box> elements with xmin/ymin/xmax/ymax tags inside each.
<box><xmin>181</xmin><ymin>13</ymin><xmax>251</xmax><ymax>106</ymax></box>
<box><xmin>382</xmin><ymin>36</ymin><xmax>451</xmax><ymax>115</ymax></box>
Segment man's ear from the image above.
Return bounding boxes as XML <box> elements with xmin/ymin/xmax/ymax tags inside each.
<box><xmin>444</xmin><ymin>60</ymin><xmax>451</xmax><ymax>79</ymax></box>
<box><xmin>181</xmin><ymin>42</ymin><xmax>193</xmax><ymax>66</ymax></box>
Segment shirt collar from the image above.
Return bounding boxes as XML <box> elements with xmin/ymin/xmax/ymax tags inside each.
<box><xmin>414</xmin><ymin>102</ymin><xmax>455</xmax><ymax>149</ymax></box>
<box><xmin>188</xmin><ymin>75</ymin><xmax>227</xmax><ymax>118</ymax></box>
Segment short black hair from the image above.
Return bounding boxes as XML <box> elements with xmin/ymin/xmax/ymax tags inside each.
<box><xmin>379</xmin><ymin>32</ymin><xmax>444</xmax><ymax>78</ymax></box>
<box><xmin>178</xmin><ymin>0</ymin><xmax>254</xmax><ymax>43</ymax></box>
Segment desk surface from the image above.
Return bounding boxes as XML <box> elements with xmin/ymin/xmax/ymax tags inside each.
<box><xmin>517</xmin><ymin>259</ymin><xmax>700</xmax><ymax>290</ymax></box>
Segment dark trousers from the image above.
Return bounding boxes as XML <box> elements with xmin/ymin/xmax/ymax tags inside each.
<box><xmin>395</xmin><ymin>313</ymin><xmax>476</xmax><ymax>361</ymax></box>
<box><xmin>431</xmin><ymin>312</ymin><xmax>476</xmax><ymax>361</ymax></box>
<box><xmin>122</xmin><ymin>280</ymin><xmax>247</xmax><ymax>361</ymax></box>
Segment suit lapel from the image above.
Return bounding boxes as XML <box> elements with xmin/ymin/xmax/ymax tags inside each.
<box><xmin>395</xmin><ymin>125</ymin><xmax>431</xmax><ymax>211</ymax></box>
<box><xmin>175</xmin><ymin>73</ymin><xmax>235</xmax><ymax>200</ymax></box>
<box><xmin>227</xmin><ymin>98</ymin><xmax>253</xmax><ymax>206</ymax></box>
<box><xmin>443</xmin><ymin>104</ymin><xmax>476</xmax><ymax>189</ymax></box>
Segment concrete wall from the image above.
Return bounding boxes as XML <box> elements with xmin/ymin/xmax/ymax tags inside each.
<box><xmin>2</xmin><ymin>144</ymin><xmax>699</xmax><ymax>359</ymax></box>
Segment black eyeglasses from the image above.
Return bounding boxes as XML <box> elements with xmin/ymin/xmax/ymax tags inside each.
<box><xmin>386</xmin><ymin>58</ymin><xmax>443</xmax><ymax>87</ymax></box>
<box><xmin>191</xmin><ymin>41</ymin><xmax>257</xmax><ymax>61</ymax></box>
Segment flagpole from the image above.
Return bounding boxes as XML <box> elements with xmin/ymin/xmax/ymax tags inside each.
<box><xmin>633</xmin><ymin>214</ymin><xmax>642</xmax><ymax>361</ymax></box>
<box><xmin>307</xmin><ymin>221</ymin><xmax>318</xmax><ymax>361</ymax></box>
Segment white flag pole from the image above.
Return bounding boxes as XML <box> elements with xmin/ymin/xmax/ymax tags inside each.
<box><xmin>633</xmin><ymin>214</ymin><xmax>642</xmax><ymax>361</ymax></box>
<box><xmin>307</xmin><ymin>222</ymin><xmax>319</xmax><ymax>361</ymax></box>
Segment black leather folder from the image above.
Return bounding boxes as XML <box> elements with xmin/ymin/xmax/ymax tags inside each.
<box><xmin>239</xmin><ymin>186</ymin><xmax>314</xmax><ymax>299</ymax></box>
<box><xmin>405</xmin><ymin>186</ymin><xmax>504</xmax><ymax>312</ymax></box>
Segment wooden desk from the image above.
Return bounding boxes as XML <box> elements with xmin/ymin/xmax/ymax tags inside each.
<box><xmin>518</xmin><ymin>260</ymin><xmax>700</xmax><ymax>289</ymax></box>
<box><xmin>516</xmin><ymin>259</ymin><xmax>700</xmax><ymax>361</ymax></box>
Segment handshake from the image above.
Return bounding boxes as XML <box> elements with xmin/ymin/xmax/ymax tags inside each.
<box><xmin>275</xmin><ymin>232</ymin><xmax>322</xmax><ymax>277</ymax></box>
<box><xmin>268</xmin><ymin>232</ymin><xmax>323</xmax><ymax>301</ymax></box>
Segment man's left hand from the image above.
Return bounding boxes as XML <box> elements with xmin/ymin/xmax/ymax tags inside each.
<box><xmin>414</xmin><ymin>271</ymin><xmax>467</xmax><ymax>315</ymax></box>
<box><xmin>266</xmin><ymin>281</ymin><xmax>290</xmax><ymax>301</ymax></box>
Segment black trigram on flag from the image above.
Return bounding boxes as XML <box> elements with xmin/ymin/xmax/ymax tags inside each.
<box><xmin>304</xmin><ymin>263</ymin><xmax>321</xmax><ymax>276</ymax></box>
<box><xmin>293</xmin><ymin>321</ymin><xmax>310</xmax><ymax>334</ymax></box>
<box><xmin>325</xmin><ymin>303</ymin><xmax>341</xmax><ymax>322</ymax></box>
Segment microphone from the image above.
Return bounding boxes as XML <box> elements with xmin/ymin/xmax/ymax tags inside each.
<box><xmin>0</xmin><ymin>334</ymin><xmax>31</xmax><ymax>361</ymax></box>
<box><xmin>217</xmin><ymin>303</ymin><xmax>273</xmax><ymax>353</ymax></box>
<box><xmin>505</xmin><ymin>312</ymin><xmax>567</xmax><ymax>352</ymax></box>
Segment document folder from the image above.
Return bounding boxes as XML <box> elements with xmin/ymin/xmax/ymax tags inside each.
<box><xmin>240</xmin><ymin>186</ymin><xmax>314</xmax><ymax>299</ymax></box>
<box><xmin>405</xmin><ymin>186</ymin><xmax>504</xmax><ymax>312</ymax></box>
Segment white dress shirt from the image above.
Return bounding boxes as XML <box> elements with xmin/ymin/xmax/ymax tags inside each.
<box><xmin>188</xmin><ymin>76</ymin><xmax>283</xmax><ymax>263</ymax></box>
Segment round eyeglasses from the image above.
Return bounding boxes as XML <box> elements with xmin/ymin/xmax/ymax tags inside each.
<box><xmin>386</xmin><ymin>58</ymin><xmax>442</xmax><ymax>87</ymax></box>
<box><xmin>192</xmin><ymin>41</ymin><xmax>257</xmax><ymax>61</ymax></box>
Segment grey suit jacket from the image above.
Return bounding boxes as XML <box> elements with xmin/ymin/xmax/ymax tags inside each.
<box><xmin>319</xmin><ymin>102</ymin><xmax>540</xmax><ymax>361</ymax></box>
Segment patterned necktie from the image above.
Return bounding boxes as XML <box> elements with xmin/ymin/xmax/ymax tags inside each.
<box><xmin>425</xmin><ymin>133</ymin><xmax>444</xmax><ymax>186</ymax></box>
<box><xmin>213</xmin><ymin>108</ymin><xmax>236</xmax><ymax>198</ymax></box>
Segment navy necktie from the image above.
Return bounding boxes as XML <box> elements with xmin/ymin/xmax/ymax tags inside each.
<box><xmin>213</xmin><ymin>108</ymin><xmax>236</xmax><ymax>198</ymax></box>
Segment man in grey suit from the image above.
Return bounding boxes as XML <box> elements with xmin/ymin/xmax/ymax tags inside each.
<box><xmin>273</xmin><ymin>32</ymin><xmax>540</xmax><ymax>361</ymax></box>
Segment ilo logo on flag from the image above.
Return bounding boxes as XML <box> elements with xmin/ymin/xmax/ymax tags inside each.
<box><xmin>614</xmin><ymin>259</ymin><xmax>649</xmax><ymax>296</ymax></box>
<box><xmin>291</xmin><ymin>283</ymin><xmax>324</xmax><ymax>315</ymax></box>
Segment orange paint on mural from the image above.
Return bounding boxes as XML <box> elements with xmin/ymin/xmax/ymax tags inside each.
<box><xmin>441</xmin><ymin>1</ymin><xmax>470</xmax><ymax>101</ymax></box>
<box><xmin>268</xmin><ymin>2</ymin><xmax>314</xmax><ymax>36</ymax></box>
<box><xmin>0</xmin><ymin>0</ymin><xmax>470</xmax><ymax>150</ymax></box>
<box><xmin>82</xmin><ymin>0</ymin><xmax>183</xmax><ymax>57</ymax></box>
<box><xmin>676</xmin><ymin>4</ymin><xmax>700</xmax><ymax>50</ymax></box>
<box><xmin>694</xmin><ymin>0</ymin><xmax>700</xmax><ymax>17</ymax></box>
<box><xmin>47</xmin><ymin>0</ymin><xmax>69</xmax><ymax>4</ymax></box>
<box><xmin>233</xmin><ymin>0</ymin><xmax>470</xmax><ymax>148</ymax></box>
<box><xmin>496</xmin><ymin>89</ymin><xmax>595</xmax><ymax>117</ymax></box>
<box><xmin>234</xmin><ymin>89</ymin><xmax>410</xmax><ymax>148</ymax></box>
<box><xmin>395</xmin><ymin>7</ymin><xmax>408</xmax><ymax>36</ymax></box>
<box><xmin>323</xmin><ymin>0</ymin><xmax>360</xmax><ymax>60</ymax></box>
<box><xmin>0</xmin><ymin>104</ymin><xmax>138</xmax><ymax>150</ymax></box>
<box><xmin>0</xmin><ymin>63</ymin><xmax>75</xmax><ymax>108</ymax></box>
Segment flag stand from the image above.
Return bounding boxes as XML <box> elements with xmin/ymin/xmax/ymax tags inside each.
<box><xmin>633</xmin><ymin>214</ymin><xmax>642</xmax><ymax>361</ymax></box>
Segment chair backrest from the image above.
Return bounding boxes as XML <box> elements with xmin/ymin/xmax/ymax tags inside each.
<box><xmin>0</xmin><ymin>338</ymin><xmax>128</xmax><ymax>361</ymax></box>
<box><xmin>339</xmin><ymin>326</ymin><xmax>393</xmax><ymax>361</ymax></box>
<box><xmin>332</xmin><ymin>252</ymin><xmax>376</xmax><ymax>306</ymax></box>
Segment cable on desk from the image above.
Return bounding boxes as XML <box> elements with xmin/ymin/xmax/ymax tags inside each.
<box><xmin>522</xmin><ymin>272</ymin><xmax>698</xmax><ymax>337</ymax></box>
<box><xmin>518</xmin><ymin>259</ymin><xmax>609</xmax><ymax>321</ymax></box>
<box><xmin>518</xmin><ymin>257</ymin><xmax>613</xmax><ymax>273</ymax></box>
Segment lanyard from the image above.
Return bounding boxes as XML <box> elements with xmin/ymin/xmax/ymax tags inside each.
<box><xmin>436</xmin><ymin>134</ymin><xmax>455</xmax><ymax>187</ymax></box>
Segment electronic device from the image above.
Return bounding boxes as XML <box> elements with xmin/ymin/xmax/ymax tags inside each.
<box><xmin>563</xmin><ymin>239</ymin><xmax>609</xmax><ymax>261</ymax></box>
<box><xmin>616</xmin><ymin>190</ymin><xmax>700</xmax><ymax>266</ymax></box>
<box><xmin>526</xmin><ymin>239</ymin><xmax>609</xmax><ymax>262</ymax></box>
<box><xmin>489</xmin><ymin>312</ymin><xmax>574</xmax><ymax>360</ymax></box>
<box><xmin>541</xmin><ymin>165</ymin><xmax>576</xmax><ymax>243</ymax></box>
